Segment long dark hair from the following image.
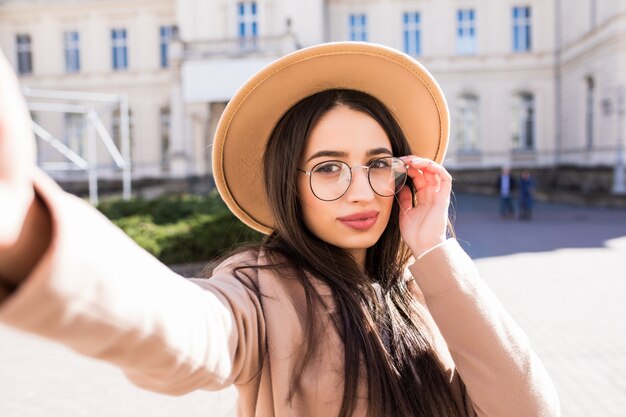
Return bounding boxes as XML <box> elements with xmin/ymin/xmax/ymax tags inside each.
<box><xmin>216</xmin><ymin>89</ymin><xmax>462</xmax><ymax>417</ymax></box>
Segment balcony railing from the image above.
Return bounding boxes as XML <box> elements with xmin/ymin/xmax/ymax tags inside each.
<box><xmin>170</xmin><ymin>33</ymin><xmax>301</xmax><ymax>62</ymax></box>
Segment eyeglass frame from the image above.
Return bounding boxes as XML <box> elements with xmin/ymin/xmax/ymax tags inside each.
<box><xmin>297</xmin><ymin>156</ymin><xmax>410</xmax><ymax>201</ymax></box>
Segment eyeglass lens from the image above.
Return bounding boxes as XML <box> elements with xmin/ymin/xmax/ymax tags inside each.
<box><xmin>309</xmin><ymin>157</ymin><xmax>407</xmax><ymax>201</ymax></box>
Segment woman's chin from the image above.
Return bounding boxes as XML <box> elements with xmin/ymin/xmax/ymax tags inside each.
<box><xmin>334</xmin><ymin>235</ymin><xmax>381</xmax><ymax>252</ymax></box>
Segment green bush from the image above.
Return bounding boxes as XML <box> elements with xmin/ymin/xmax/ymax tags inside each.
<box><xmin>97</xmin><ymin>192</ymin><xmax>263</xmax><ymax>264</ymax></box>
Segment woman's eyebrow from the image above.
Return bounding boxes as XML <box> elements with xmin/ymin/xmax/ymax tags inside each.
<box><xmin>305</xmin><ymin>147</ymin><xmax>393</xmax><ymax>163</ymax></box>
<box><xmin>306</xmin><ymin>150</ymin><xmax>347</xmax><ymax>163</ymax></box>
<box><xmin>367</xmin><ymin>147</ymin><xmax>393</xmax><ymax>156</ymax></box>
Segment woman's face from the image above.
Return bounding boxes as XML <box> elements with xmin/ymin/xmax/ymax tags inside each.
<box><xmin>297</xmin><ymin>105</ymin><xmax>395</xmax><ymax>264</ymax></box>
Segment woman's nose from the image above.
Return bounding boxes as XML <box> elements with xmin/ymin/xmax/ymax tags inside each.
<box><xmin>345</xmin><ymin>166</ymin><xmax>374</xmax><ymax>201</ymax></box>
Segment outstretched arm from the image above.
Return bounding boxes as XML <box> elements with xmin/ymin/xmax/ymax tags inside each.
<box><xmin>0</xmin><ymin>48</ymin><xmax>264</xmax><ymax>395</ymax></box>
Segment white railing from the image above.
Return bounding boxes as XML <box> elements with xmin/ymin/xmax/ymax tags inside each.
<box><xmin>23</xmin><ymin>87</ymin><xmax>132</xmax><ymax>205</ymax></box>
<box><xmin>171</xmin><ymin>33</ymin><xmax>301</xmax><ymax>61</ymax></box>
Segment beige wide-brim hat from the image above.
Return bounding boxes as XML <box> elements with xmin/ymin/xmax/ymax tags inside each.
<box><xmin>212</xmin><ymin>42</ymin><xmax>449</xmax><ymax>235</ymax></box>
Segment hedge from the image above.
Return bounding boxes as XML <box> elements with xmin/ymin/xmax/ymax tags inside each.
<box><xmin>97</xmin><ymin>192</ymin><xmax>263</xmax><ymax>264</ymax></box>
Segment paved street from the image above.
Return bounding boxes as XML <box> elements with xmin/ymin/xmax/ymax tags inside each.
<box><xmin>453</xmin><ymin>194</ymin><xmax>626</xmax><ymax>417</ymax></box>
<box><xmin>1</xmin><ymin>193</ymin><xmax>625</xmax><ymax>417</ymax></box>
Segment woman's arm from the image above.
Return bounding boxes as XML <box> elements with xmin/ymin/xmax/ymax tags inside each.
<box><xmin>409</xmin><ymin>240</ymin><xmax>560</xmax><ymax>417</ymax></box>
<box><xmin>0</xmin><ymin>172</ymin><xmax>265</xmax><ymax>394</ymax></box>
<box><xmin>0</xmin><ymin>47</ymin><xmax>264</xmax><ymax>395</ymax></box>
<box><xmin>396</xmin><ymin>153</ymin><xmax>558</xmax><ymax>416</ymax></box>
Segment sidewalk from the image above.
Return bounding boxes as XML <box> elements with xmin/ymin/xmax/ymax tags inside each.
<box><xmin>1</xmin><ymin>193</ymin><xmax>624</xmax><ymax>416</ymax></box>
<box><xmin>453</xmin><ymin>193</ymin><xmax>626</xmax><ymax>417</ymax></box>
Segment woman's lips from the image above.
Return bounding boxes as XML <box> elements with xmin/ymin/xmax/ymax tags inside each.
<box><xmin>337</xmin><ymin>211</ymin><xmax>379</xmax><ymax>231</ymax></box>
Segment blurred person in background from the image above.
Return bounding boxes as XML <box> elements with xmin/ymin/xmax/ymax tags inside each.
<box><xmin>518</xmin><ymin>170</ymin><xmax>535</xmax><ymax>221</ymax></box>
<box><xmin>496</xmin><ymin>167</ymin><xmax>517</xmax><ymax>219</ymax></box>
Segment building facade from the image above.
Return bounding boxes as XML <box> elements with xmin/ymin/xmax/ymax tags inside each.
<box><xmin>0</xmin><ymin>0</ymin><xmax>177</xmax><ymax>187</ymax></box>
<box><xmin>1</xmin><ymin>0</ymin><xmax>624</xmax><ymax>198</ymax></box>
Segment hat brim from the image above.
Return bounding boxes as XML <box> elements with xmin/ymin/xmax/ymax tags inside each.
<box><xmin>212</xmin><ymin>42</ymin><xmax>449</xmax><ymax>235</ymax></box>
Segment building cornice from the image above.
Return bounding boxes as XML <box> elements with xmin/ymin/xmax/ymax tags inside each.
<box><xmin>559</xmin><ymin>11</ymin><xmax>626</xmax><ymax>67</ymax></box>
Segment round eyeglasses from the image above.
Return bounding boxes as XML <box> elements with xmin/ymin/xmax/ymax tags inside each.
<box><xmin>297</xmin><ymin>156</ymin><xmax>409</xmax><ymax>201</ymax></box>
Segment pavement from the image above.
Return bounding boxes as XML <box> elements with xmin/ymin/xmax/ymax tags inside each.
<box><xmin>1</xmin><ymin>193</ymin><xmax>625</xmax><ymax>417</ymax></box>
<box><xmin>453</xmin><ymin>193</ymin><xmax>626</xmax><ymax>417</ymax></box>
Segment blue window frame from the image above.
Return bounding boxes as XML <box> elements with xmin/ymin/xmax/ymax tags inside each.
<box><xmin>402</xmin><ymin>12</ymin><xmax>421</xmax><ymax>56</ymax></box>
<box><xmin>64</xmin><ymin>31</ymin><xmax>80</xmax><ymax>73</ymax></box>
<box><xmin>159</xmin><ymin>26</ymin><xmax>175</xmax><ymax>68</ymax></box>
<box><xmin>349</xmin><ymin>14</ymin><xmax>367</xmax><ymax>42</ymax></box>
<box><xmin>512</xmin><ymin>6</ymin><xmax>531</xmax><ymax>52</ymax></box>
<box><xmin>16</xmin><ymin>34</ymin><xmax>33</xmax><ymax>75</ymax></box>
<box><xmin>237</xmin><ymin>2</ymin><xmax>258</xmax><ymax>49</ymax></box>
<box><xmin>456</xmin><ymin>9</ymin><xmax>476</xmax><ymax>55</ymax></box>
<box><xmin>111</xmin><ymin>28</ymin><xmax>128</xmax><ymax>70</ymax></box>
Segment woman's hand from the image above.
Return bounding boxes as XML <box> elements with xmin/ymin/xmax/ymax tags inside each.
<box><xmin>397</xmin><ymin>156</ymin><xmax>452</xmax><ymax>258</ymax></box>
<box><xmin>0</xmin><ymin>49</ymin><xmax>46</xmax><ymax>284</ymax></box>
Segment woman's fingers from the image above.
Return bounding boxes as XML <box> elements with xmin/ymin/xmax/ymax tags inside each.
<box><xmin>406</xmin><ymin>157</ymin><xmax>452</xmax><ymax>180</ymax></box>
<box><xmin>0</xmin><ymin>49</ymin><xmax>35</xmax><ymax>169</ymax></box>
<box><xmin>0</xmin><ymin>49</ymin><xmax>36</xmax><ymax>249</ymax></box>
<box><xmin>402</xmin><ymin>156</ymin><xmax>451</xmax><ymax>197</ymax></box>
<box><xmin>397</xmin><ymin>157</ymin><xmax>451</xmax><ymax>256</ymax></box>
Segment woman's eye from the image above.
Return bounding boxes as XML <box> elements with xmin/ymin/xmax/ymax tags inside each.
<box><xmin>370</xmin><ymin>159</ymin><xmax>391</xmax><ymax>169</ymax></box>
<box><xmin>314</xmin><ymin>162</ymin><xmax>343</xmax><ymax>175</ymax></box>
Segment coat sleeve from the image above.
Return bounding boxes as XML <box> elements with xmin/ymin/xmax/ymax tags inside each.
<box><xmin>408</xmin><ymin>239</ymin><xmax>560</xmax><ymax>417</ymax></box>
<box><xmin>0</xmin><ymin>169</ymin><xmax>265</xmax><ymax>395</ymax></box>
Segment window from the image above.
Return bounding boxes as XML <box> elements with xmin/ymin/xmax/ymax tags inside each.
<box><xmin>160</xmin><ymin>107</ymin><xmax>170</xmax><ymax>172</ymax></box>
<box><xmin>512</xmin><ymin>6</ymin><xmax>531</xmax><ymax>52</ymax></box>
<box><xmin>16</xmin><ymin>34</ymin><xmax>33</xmax><ymax>75</ymax></box>
<box><xmin>457</xmin><ymin>94</ymin><xmax>480</xmax><ymax>151</ymax></box>
<box><xmin>159</xmin><ymin>26</ymin><xmax>176</xmax><ymax>68</ymax></box>
<box><xmin>585</xmin><ymin>76</ymin><xmax>595</xmax><ymax>149</ymax></box>
<box><xmin>237</xmin><ymin>2</ymin><xmax>258</xmax><ymax>49</ymax></box>
<box><xmin>456</xmin><ymin>9</ymin><xmax>476</xmax><ymax>55</ymax></box>
<box><xmin>64</xmin><ymin>113</ymin><xmax>85</xmax><ymax>157</ymax></box>
<box><xmin>402</xmin><ymin>12</ymin><xmax>421</xmax><ymax>56</ymax></box>
<box><xmin>112</xmin><ymin>108</ymin><xmax>133</xmax><ymax>159</ymax></box>
<box><xmin>64</xmin><ymin>31</ymin><xmax>80</xmax><ymax>73</ymax></box>
<box><xmin>111</xmin><ymin>28</ymin><xmax>128</xmax><ymax>70</ymax></box>
<box><xmin>511</xmin><ymin>93</ymin><xmax>535</xmax><ymax>150</ymax></box>
<box><xmin>349</xmin><ymin>14</ymin><xmax>367</xmax><ymax>42</ymax></box>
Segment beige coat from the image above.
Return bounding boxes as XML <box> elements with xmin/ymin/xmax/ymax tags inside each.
<box><xmin>0</xmin><ymin>171</ymin><xmax>560</xmax><ymax>416</ymax></box>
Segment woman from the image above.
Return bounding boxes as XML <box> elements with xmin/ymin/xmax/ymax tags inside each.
<box><xmin>0</xmin><ymin>43</ymin><xmax>559</xmax><ymax>416</ymax></box>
